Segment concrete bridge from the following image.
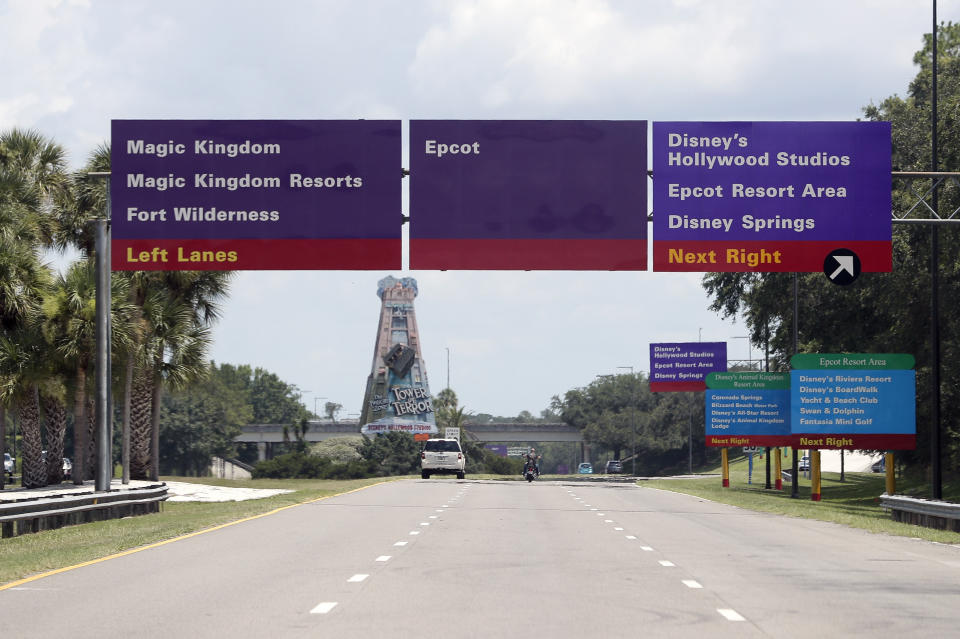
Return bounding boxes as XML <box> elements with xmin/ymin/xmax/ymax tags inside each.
<box><xmin>235</xmin><ymin>421</ymin><xmax>583</xmax><ymax>460</ymax></box>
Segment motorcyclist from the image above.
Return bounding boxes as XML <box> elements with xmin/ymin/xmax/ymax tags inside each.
<box><xmin>522</xmin><ymin>447</ymin><xmax>541</xmax><ymax>477</ymax></box>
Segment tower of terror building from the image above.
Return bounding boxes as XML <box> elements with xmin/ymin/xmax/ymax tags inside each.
<box><xmin>359</xmin><ymin>276</ymin><xmax>437</xmax><ymax>436</ymax></box>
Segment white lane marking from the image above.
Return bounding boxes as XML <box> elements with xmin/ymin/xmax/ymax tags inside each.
<box><xmin>682</xmin><ymin>580</ymin><xmax>703</xmax><ymax>589</ymax></box>
<box><xmin>375</xmin><ymin>556</ymin><xmax>392</xmax><ymax>562</ymax></box>
<box><xmin>443</xmin><ymin>505</ymin><xmax>450</xmax><ymax>508</ymax></box>
<box><xmin>311</xmin><ymin>602</ymin><xmax>338</xmax><ymax>614</ymax></box>
<box><xmin>604</xmin><ymin>519</ymin><xmax>614</xmax><ymax>523</ymax></box>
<box><xmin>409</xmin><ymin>531</ymin><xmax>420</xmax><ymax>536</ymax></box>
<box><xmin>419</xmin><ymin>522</ymin><xmax>430</xmax><ymax>526</ymax></box>
<box><xmin>394</xmin><ymin>541</ymin><xmax>408</xmax><ymax>546</ymax></box>
<box><xmin>435</xmin><ymin>509</ymin><xmax>444</xmax><ymax>512</ymax></box>
<box><xmin>718</xmin><ymin>609</ymin><xmax>745</xmax><ymax>621</ymax></box>
<box><xmin>625</xmin><ymin>535</ymin><xmax>637</xmax><ymax>540</ymax></box>
<box><xmin>590</xmin><ymin>508</ymin><xmax>597</xmax><ymax>511</ymax></box>
<box><xmin>640</xmin><ymin>546</ymin><xmax>654</xmax><ymax>552</ymax></box>
<box><xmin>614</xmin><ymin>527</ymin><xmax>624</xmax><ymax>531</ymax></box>
<box><xmin>659</xmin><ymin>561</ymin><xmax>675</xmax><ymax>567</ymax></box>
<box><xmin>429</xmin><ymin>515</ymin><xmax>438</xmax><ymax>519</ymax></box>
<box><xmin>347</xmin><ymin>574</ymin><xmax>369</xmax><ymax>583</ymax></box>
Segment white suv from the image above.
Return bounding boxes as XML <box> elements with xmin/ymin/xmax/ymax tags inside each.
<box><xmin>420</xmin><ymin>439</ymin><xmax>465</xmax><ymax>479</ymax></box>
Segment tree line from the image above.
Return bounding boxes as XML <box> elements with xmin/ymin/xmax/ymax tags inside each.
<box><xmin>0</xmin><ymin>135</ymin><xmax>232</xmax><ymax>488</ymax></box>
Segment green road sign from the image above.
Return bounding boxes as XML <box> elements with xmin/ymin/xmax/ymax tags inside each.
<box><xmin>790</xmin><ymin>353</ymin><xmax>915</xmax><ymax>370</ymax></box>
<box><xmin>706</xmin><ymin>372</ymin><xmax>790</xmax><ymax>390</ymax></box>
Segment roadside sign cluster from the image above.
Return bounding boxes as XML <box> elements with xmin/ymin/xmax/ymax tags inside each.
<box><xmin>695</xmin><ymin>353</ymin><xmax>916</xmax><ymax>451</ymax></box>
<box><xmin>111</xmin><ymin>119</ymin><xmax>891</xmax><ymax>272</ymax></box>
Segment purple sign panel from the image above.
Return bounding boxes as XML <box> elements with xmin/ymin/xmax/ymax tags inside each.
<box><xmin>652</xmin><ymin>121</ymin><xmax>891</xmax><ymax>272</ymax></box>
<box><xmin>111</xmin><ymin>120</ymin><xmax>401</xmax><ymax>270</ymax></box>
<box><xmin>409</xmin><ymin>120</ymin><xmax>647</xmax><ymax>270</ymax></box>
<box><xmin>650</xmin><ymin>342</ymin><xmax>727</xmax><ymax>392</ymax></box>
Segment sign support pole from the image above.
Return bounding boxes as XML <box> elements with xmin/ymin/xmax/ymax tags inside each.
<box><xmin>93</xmin><ymin>216</ymin><xmax>112</xmax><ymax>492</ymax></box>
<box><xmin>721</xmin><ymin>448</ymin><xmax>729</xmax><ymax>487</ymax></box>
<box><xmin>791</xmin><ymin>273</ymin><xmax>800</xmax><ymax>498</ymax></box>
<box><xmin>885</xmin><ymin>452</ymin><xmax>896</xmax><ymax>495</ymax></box>
<box><xmin>775</xmin><ymin>448</ymin><xmax>782</xmax><ymax>490</ymax></box>
<box><xmin>811</xmin><ymin>449</ymin><xmax>821</xmax><ymax>501</ymax></box>
<box><xmin>930</xmin><ymin>2</ymin><xmax>943</xmax><ymax>501</ymax></box>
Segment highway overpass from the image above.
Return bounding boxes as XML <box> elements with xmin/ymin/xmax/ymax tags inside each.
<box><xmin>235</xmin><ymin>421</ymin><xmax>583</xmax><ymax>460</ymax></box>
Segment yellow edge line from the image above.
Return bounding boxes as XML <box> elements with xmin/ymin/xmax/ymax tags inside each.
<box><xmin>0</xmin><ymin>479</ymin><xmax>394</xmax><ymax>592</ymax></box>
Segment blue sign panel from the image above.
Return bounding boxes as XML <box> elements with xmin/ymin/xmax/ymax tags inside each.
<box><xmin>790</xmin><ymin>369</ymin><xmax>916</xmax><ymax>449</ymax></box>
<box><xmin>706</xmin><ymin>388</ymin><xmax>790</xmax><ymax>447</ymax></box>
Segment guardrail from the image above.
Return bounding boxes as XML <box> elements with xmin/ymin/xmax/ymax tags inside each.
<box><xmin>878</xmin><ymin>494</ymin><xmax>960</xmax><ymax>532</ymax></box>
<box><xmin>0</xmin><ymin>484</ymin><xmax>168</xmax><ymax>538</ymax></box>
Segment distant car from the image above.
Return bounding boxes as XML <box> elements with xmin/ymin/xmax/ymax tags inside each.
<box><xmin>3</xmin><ymin>452</ymin><xmax>12</xmax><ymax>480</ymax></box>
<box><xmin>605</xmin><ymin>460</ymin><xmax>623</xmax><ymax>474</ymax></box>
<box><xmin>871</xmin><ymin>457</ymin><xmax>886</xmax><ymax>473</ymax></box>
<box><xmin>799</xmin><ymin>455</ymin><xmax>810</xmax><ymax>472</ymax></box>
<box><xmin>420</xmin><ymin>438</ymin><xmax>465</xmax><ymax>479</ymax></box>
<box><xmin>577</xmin><ymin>462</ymin><xmax>593</xmax><ymax>474</ymax></box>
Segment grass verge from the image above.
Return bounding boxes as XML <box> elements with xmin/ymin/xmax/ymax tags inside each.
<box><xmin>641</xmin><ymin>455</ymin><xmax>960</xmax><ymax>545</ymax></box>
<box><xmin>0</xmin><ymin>476</ymin><xmax>401</xmax><ymax>587</ymax></box>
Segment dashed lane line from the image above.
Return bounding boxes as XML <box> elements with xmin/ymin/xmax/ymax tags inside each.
<box><xmin>718</xmin><ymin>608</ymin><xmax>745</xmax><ymax>621</ymax></box>
<box><xmin>310</xmin><ymin>602</ymin><xmax>338</xmax><ymax>615</ymax></box>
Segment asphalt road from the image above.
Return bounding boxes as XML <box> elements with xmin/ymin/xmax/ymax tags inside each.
<box><xmin>2</xmin><ymin>479</ymin><xmax>959</xmax><ymax>638</ymax></box>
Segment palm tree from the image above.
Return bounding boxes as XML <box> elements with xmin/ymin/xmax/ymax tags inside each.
<box><xmin>0</xmin><ymin>223</ymin><xmax>49</xmax><ymax>490</ymax></box>
<box><xmin>0</xmin><ymin>311</ymin><xmax>54</xmax><ymax>488</ymax></box>
<box><xmin>42</xmin><ymin>259</ymin><xmax>134</xmax><ymax>483</ymax></box>
<box><xmin>57</xmin><ymin>145</ymin><xmax>234</xmax><ymax>482</ymax></box>
<box><xmin>42</xmin><ymin>390</ymin><xmax>68</xmax><ymax>484</ymax></box>
<box><xmin>141</xmin><ymin>290</ymin><xmax>215</xmax><ymax>479</ymax></box>
<box><xmin>0</xmin><ymin>128</ymin><xmax>67</xmax><ymax>489</ymax></box>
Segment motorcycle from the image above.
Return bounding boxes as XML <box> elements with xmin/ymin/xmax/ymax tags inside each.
<box><xmin>523</xmin><ymin>461</ymin><xmax>539</xmax><ymax>482</ymax></box>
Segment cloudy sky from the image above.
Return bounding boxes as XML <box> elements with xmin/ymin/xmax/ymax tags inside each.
<box><xmin>2</xmin><ymin>0</ymin><xmax>954</xmax><ymax>419</ymax></box>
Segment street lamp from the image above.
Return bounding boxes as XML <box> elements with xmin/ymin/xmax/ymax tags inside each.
<box><xmin>732</xmin><ymin>336</ymin><xmax>754</xmax><ymax>370</ymax></box>
<box><xmin>616</xmin><ymin>366</ymin><xmax>637</xmax><ymax>476</ymax></box>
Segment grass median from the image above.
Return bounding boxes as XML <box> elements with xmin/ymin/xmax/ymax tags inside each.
<box><xmin>0</xmin><ymin>476</ymin><xmax>403</xmax><ymax>587</ymax></box>
<box><xmin>641</xmin><ymin>454</ymin><xmax>960</xmax><ymax>545</ymax></box>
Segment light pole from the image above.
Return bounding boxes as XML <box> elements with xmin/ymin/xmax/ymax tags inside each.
<box><xmin>732</xmin><ymin>335</ymin><xmax>753</xmax><ymax>370</ymax></box>
<box><xmin>446</xmin><ymin>347</ymin><xmax>451</xmax><ymax>390</ymax></box>
<box><xmin>616</xmin><ymin>366</ymin><xmax>636</xmax><ymax>475</ymax></box>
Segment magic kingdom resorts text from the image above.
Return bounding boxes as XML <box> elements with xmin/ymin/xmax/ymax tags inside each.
<box><xmin>124</xmin><ymin>173</ymin><xmax>363</xmax><ymax>191</ymax></box>
<box><xmin>667</xmin><ymin>248</ymin><xmax>782</xmax><ymax>268</ymax></box>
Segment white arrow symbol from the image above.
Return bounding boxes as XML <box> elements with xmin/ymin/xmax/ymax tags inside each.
<box><xmin>829</xmin><ymin>255</ymin><xmax>855</xmax><ymax>279</ymax></box>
